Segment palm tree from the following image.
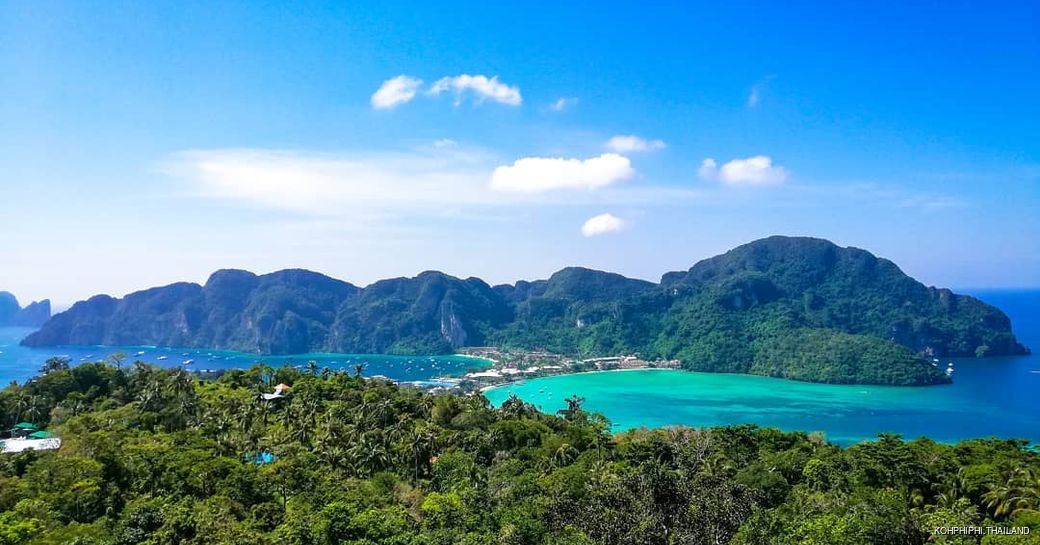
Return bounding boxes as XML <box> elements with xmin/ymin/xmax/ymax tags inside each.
<box><xmin>500</xmin><ymin>395</ymin><xmax>531</xmax><ymax>419</ymax></box>
<box><xmin>26</xmin><ymin>395</ymin><xmax>44</xmax><ymax>424</ymax></box>
<box><xmin>347</xmin><ymin>432</ymin><xmax>390</xmax><ymax>476</ymax></box>
<box><xmin>544</xmin><ymin>444</ymin><xmax>579</xmax><ymax>473</ymax></box>
<box><xmin>307</xmin><ymin>360</ymin><xmax>319</xmax><ymax>376</ymax></box>
<box><xmin>984</xmin><ymin>468</ymin><xmax>1040</xmax><ymax>519</ymax></box>
<box><xmin>108</xmin><ymin>352</ymin><xmax>127</xmax><ymax>369</ymax></box>
<box><xmin>13</xmin><ymin>392</ymin><xmax>29</xmax><ymax>423</ymax></box>
<box><xmin>589</xmin><ymin>431</ymin><xmax>611</xmax><ymax>464</ymax></box>
<box><xmin>206</xmin><ymin>408</ymin><xmax>236</xmax><ymax>455</ymax></box>
<box><xmin>409</xmin><ymin>426</ymin><xmax>437</xmax><ymax>482</ymax></box>
<box><xmin>417</xmin><ymin>396</ymin><xmax>435</xmax><ymax>418</ymax></box>
<box><xmin>558</xmin><ymin>395</ymin><xmax>586</xmax><ymax>421</ymax></box>
<box><xmin>371</xmin><ymin>398</ymin><xmax>394</xmax><ymax>427</ymax></box>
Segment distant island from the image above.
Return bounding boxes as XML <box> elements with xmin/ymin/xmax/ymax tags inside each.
<box><xmin>0</xmin><ymin>291</ymin><xmax>50</xmax><ymax>327</ymax></box>
<box><xmin>22</xmin><ymin>236</ymin><xmax>1029</xmax><ymax>386</ymax></box>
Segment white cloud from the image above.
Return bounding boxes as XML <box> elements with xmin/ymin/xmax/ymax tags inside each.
<box><xmin>166</xmin><ymin>147</ymin><xmax>496</xmax><ymax>215</ymax></box>
<box><xmin>371</xmin><ymin>75</ymin><xmax>423</xmax><ymax>109</ymax></box>
<box><xmin>605</xmin><ymin>135</ymin><xmax>666</xmax><ymax>153</ymax></box>
<box><xmin>489</xmin><ymin>153</ymin><xmax>635</xmax><ymax>193</ymax></box>
<box><xmin>697</xmin><ymin>158</ymin><xmax>718</xmax><ymax>180</ymax></box>
<box><xmin>698</xmin><ymin>155</ymin><xmax>788</xmax><ymax>187</ymax></box>
<box><xmin>429</xmin><ymin>74</ymin><xmax>522</xmax><ymax>106</ymax></box>
<box><xmin>167</xmin><ymin>147</ymin><xmax>685</xmax><ymax>217</ymax></box>
<box><xmin>549</xmin><ymin>97</ymin><xmax>578</xmax><ymax>111</ymax></box>
<box><xmin>581</xmin><ymin>213</ymin><xmax>625</xmax><ymax>237</ymax></box>
<box><xmin>433</xmin><ymin>138</ymin><xmax>458</xmax><ymax>148</ymax></box>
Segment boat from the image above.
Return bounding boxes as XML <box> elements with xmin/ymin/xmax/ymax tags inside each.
<box><xmin>157</xmin><ymin>355</ymin><xmax>168</xmax><ymax>361</ymax></box>
<box><xmin>182</xmin><ymin>359</ymin><xmax>194</xmax><ymax>366</ymax></box>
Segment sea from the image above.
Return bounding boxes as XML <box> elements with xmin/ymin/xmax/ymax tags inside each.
<box><xmin>485</xmin><ymin>290</ymin><xmax>1040</xmax><ymax>445</ymax></box>
<box><xmin>0</xmin><ymin>332</ymin><xmax>488</xmax><ymax>387</ymax></box>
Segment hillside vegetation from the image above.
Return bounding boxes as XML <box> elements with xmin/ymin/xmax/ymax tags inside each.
<box><xmin>0</xmin><ymin>360</ymin><xmax>1037</xmax><ymax>544</ymax></box>
<box><xmin>22</xmin><ymin>237</ymin><xmax>1029</xmax><ymax>386</ymax></box>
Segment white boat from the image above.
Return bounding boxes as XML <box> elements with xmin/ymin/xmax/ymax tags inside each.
<box><xmin>182</xmin><ymin>359</ymin><xmax>194</xmax><ymax>365</ymax></box>
<box><xmin>157</xmin><ymin>356</ymin><xmax>168</xmax><ymax>361</ymax></box>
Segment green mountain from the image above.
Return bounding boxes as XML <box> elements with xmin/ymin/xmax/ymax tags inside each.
<box><xmin>21</xmin><ymin>237</ymin><xmax>1029</xmax><ymax>385</ymax></box>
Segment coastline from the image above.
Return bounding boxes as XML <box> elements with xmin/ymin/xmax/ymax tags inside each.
<box><xmin>479</xmin><ymin>359</ymin><xmax>1040</xmax><ymax>445</ymax></box>
<box><xmin>0</xmin><ymin>327</ymin><xmax>494</xmax><ymax>385</ymax></box>
<box><xmin>479</xmin><ymin>366</ymin><xmax>676</xmax><ymax>393</ymax></box>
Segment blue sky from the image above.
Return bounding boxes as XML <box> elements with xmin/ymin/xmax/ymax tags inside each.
<box><xmin>2</xmin><ymin>1</ymin><xmax>1038</xmax><ymax>306</ymax></box>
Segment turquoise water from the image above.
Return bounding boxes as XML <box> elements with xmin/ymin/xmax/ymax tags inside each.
<box><xmin>486</xmin><ymin>290</ymin><xmax>1040</xmax><ymax>445</ymax></box>
<box><xmin>0</xmin><ymin>328</ymin><xmax>488</xmax><ymax>385</ymax></box>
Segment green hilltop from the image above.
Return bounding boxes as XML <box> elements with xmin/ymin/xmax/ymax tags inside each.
<box><xmin>22</xmin><ymin>236</ymin><xmax>1029</xmax><ymax>386</ymax></box>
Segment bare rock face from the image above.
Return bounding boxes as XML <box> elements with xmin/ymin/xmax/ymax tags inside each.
<box><xmin>439</xmin><ymin>301</ymin><xmax>468</xmax><ymax>348</ymax></box>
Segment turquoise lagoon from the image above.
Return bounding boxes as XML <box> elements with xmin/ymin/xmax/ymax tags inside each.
<box><xmin>486</xmin><ymin>290</ymin><xmax>1040</xmax><ymax>445</ymax></box>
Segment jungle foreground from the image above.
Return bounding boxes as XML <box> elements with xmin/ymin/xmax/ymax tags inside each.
<box><xmin>1</xmin><ymin>360</ymin><xmax>1038</xmax><ymax>544</ymax></box>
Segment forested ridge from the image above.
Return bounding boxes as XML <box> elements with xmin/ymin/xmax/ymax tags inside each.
<box><xmin>0</xmin><ymin>359</ymin><xmax>1038</xmax><ymax>544</ymax></box>
<box><xmin>22</xmin><ymin>237</ymin><xmax>1029</xmax><ymax>385</ymax></box>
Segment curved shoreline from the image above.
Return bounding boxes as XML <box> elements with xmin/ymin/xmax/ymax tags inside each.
<box><xmin>480</xmin><ymin>362</ymin><xmax>1040</xmax><ymax>445</ymax></box>
<box><xmin>480</xmin><ymin>367</ymin><xmax>675</xmax><ymax>393</ymax></box>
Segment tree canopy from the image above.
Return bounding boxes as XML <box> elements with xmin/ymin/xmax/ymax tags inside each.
<box><xmin>0</xmin><ymin>359</ymin><xmax>1036</xmax><ymax>544</ymax></box>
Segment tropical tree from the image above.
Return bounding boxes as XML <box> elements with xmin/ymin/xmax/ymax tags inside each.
<box><xmin>984</xmin><ymin>468</ymin><xmax>1040</xmax><ymax>519</ymax></box>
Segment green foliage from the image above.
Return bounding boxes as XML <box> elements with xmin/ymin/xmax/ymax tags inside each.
<box><xmin>23</xmin><ymin>237</ymin><xmax>1029</xmax><ymax>385</ymax></box>
<box><xmin>0</xmin><ymin>361</ymin><xmax>1035</xmax><ymax>543</ymax></box>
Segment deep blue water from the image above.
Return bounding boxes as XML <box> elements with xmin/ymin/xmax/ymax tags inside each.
<box><xmin>0</xmin><ymin>329</ymin><xmax>488</xmax><ymax>386</ymax></box>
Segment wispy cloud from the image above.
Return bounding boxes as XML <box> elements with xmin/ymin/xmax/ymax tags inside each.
<box><xmin>581</xmin><ymin>213</ymin><xmax>625</xmax><ymax>236</ymax></box>
<box><xmin>699</xmin><ymin>155</ymin><xmax>788</xmax><ymax>187</ymax></box>
<box><xmin>747</xmin><ymin>76</ymin><xmax>773</xmax><ymax>108</ymax></box>
<box><xmin>429</xmin><ymin>74</ymin><xmax>522</xmax><ymax>106</ymax></box>
<box><xmin>605</xmin><ymin>135</ymin><xmax>666</xmax><ymax>153</ymax></box>
<box><xmin>747</xmin><ymin>86</ymin><xmax>761</xmax><ymax>108</ymax></box>
<box><xmin>165</xmin><ymin>146</ymin><xmax>496</xmax><ymax>215</ymax></box>
<box><xmin>839</xmin><ymin>183</ymin><xmax>968</xmax><ymax>211</ymax></box>
<box><xmin>371</xmin><ymin>75</ymin><xmax>423</xmax><ymax>110</ymax></box>
<box><xmin>549</xmin><ymin>97</ymin><xmax>578</xmax><ymax>111</ymax></box>
<box><xmin>164</xmin><ymin>146</ymin><xmax>697</xmax><ymax>218</ymax></box>
<box><xmin>490</xmin><ymin>153</ymin><xmax>635</xmax><ymax>193</ymax></box>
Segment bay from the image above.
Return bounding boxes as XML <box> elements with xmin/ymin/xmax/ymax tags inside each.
<box><xmin>0</xmin><ymin>328</ymin><xmax>488</xmax><ymax>386</ymax></box>
<box><xmin>485</xmin><ymin>290</ymin><xmax>1040</xmax><ymax>445</ymax></box>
